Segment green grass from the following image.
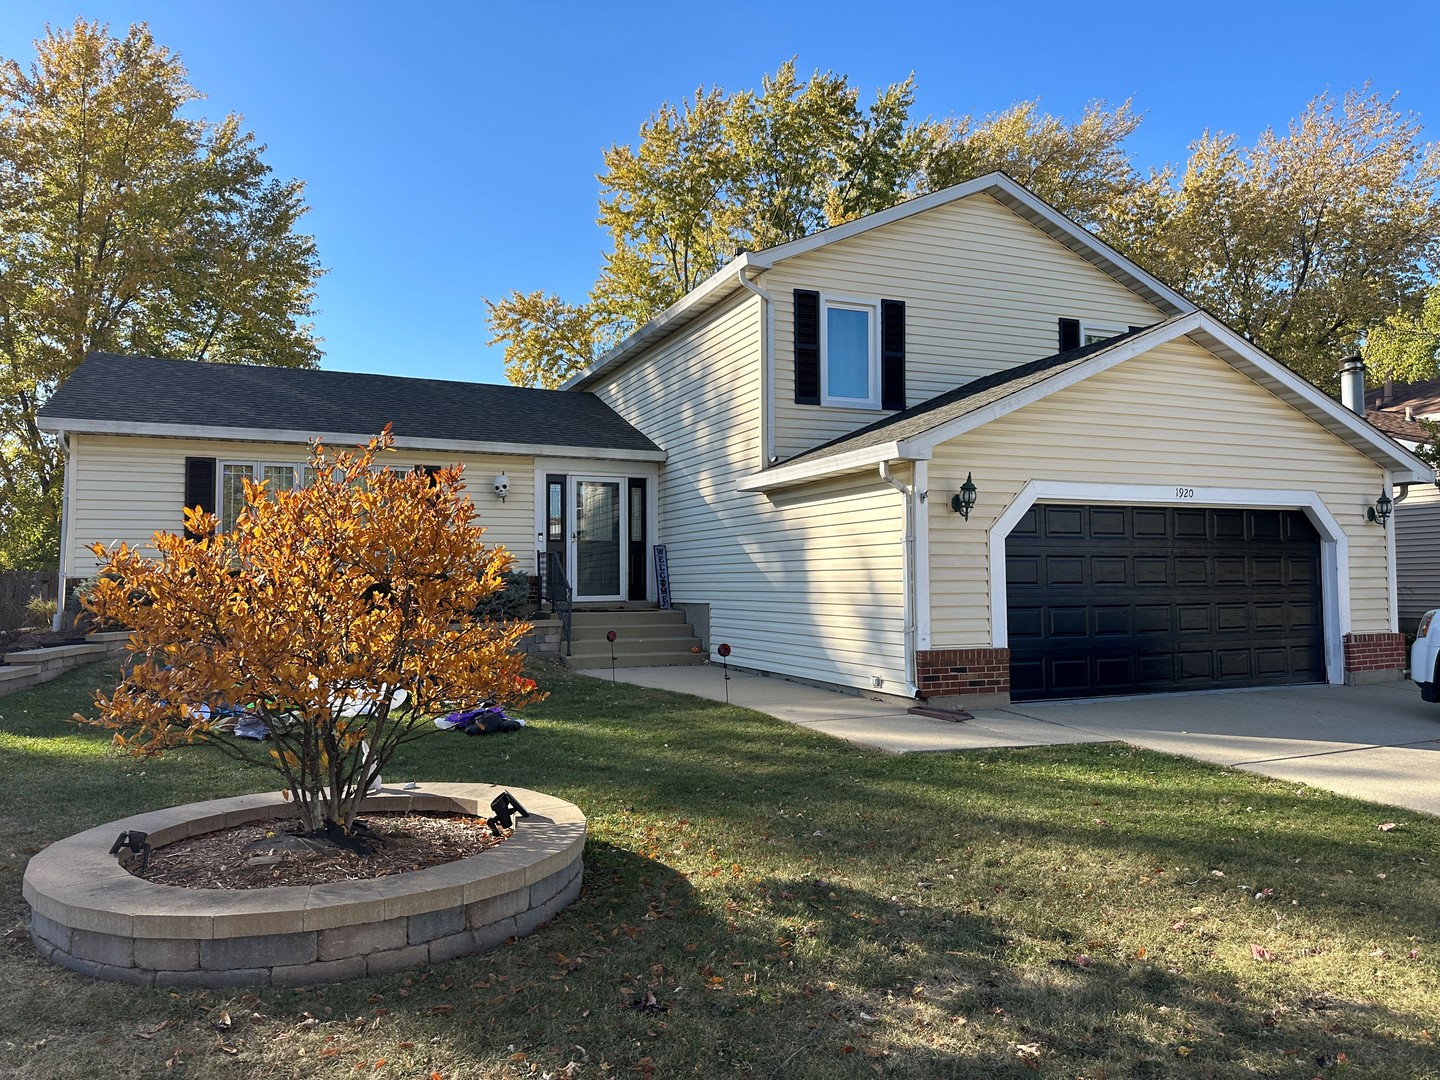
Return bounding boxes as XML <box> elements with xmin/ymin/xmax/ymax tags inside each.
<box><xmin>1</xmin><ymin>661</ymin><xmax>1438</xmax><ymax>1079</ymax></box>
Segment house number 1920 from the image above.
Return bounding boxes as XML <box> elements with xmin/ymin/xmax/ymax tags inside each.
<box><xmin>1175</xmin><ymin>487</ymin><xmax>1195</xmax><ymax>499</ymax></box>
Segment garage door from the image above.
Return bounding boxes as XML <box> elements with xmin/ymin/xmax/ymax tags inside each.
<box><xmin>1006</xmin><ymin>504</ymin><xmax>1324</xmax><ymax>701</ymax></box>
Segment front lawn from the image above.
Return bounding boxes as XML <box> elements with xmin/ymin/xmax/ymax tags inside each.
<box><xmin>1</xmin><ymin>661</ymin><xmax>1437</xmax><ymax>1079</ymax></box>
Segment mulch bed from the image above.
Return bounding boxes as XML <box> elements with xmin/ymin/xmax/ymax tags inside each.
<box><xmin>130</xmin><ymin>811</ymin><xmax>509</xmax><ymax>890</ymax></box>
<box><xmin>0</xmin><ymin>627</ymin><xmax>90</xmax><ymax>652</ymax></box>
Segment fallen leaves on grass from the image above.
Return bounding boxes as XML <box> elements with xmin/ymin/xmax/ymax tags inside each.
<box><xmin>1250</xmin><ymin>944</ymin><xmax>1278</xmax><ymax>962</ymax></box>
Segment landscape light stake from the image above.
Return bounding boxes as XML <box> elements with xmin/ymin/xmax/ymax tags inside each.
<box><xmin>109</xmin><ymin>830</ymin><xmax>151</xmax><ymax>872</ymax></box>
<box><xmin>717</xmin><ymin>643</ymin><xmax>732</xmax><ymax>703</ymax></box>
<box><xmin>487</xmin><ymin>791</ymin><xmax>530</xmax><ymax>837</ymax></box>
<box><xmin>606</xmin><ymin>629</ymin><xmax>618</xmax><ymax>682</ymax></box>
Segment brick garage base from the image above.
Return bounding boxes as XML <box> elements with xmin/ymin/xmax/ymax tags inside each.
<box><xmin>1343</xmin><ymin>632</ymin><xmax>1407</xmax><ymax>685</ymax></box>
<box><xmin>917</xmin><ymin>648</ymin><xmax>1011</xmax><ymax>708</ymax></box>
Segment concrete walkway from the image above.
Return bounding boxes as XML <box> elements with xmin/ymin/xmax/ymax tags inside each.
<box><xmin>576</xmin><ymin>665</ymin><xmax>1440</xmax><ymax>817</ymax></box>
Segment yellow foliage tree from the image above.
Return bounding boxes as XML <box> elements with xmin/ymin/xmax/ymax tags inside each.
<box><xmin>79</xmin><ymin>428</ymin><xmax>542</xmax><ymax>834</ymax></box>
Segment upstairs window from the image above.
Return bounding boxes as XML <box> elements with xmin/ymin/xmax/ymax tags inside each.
<box><xmin>1081</xmin><ymin>322</ymin><xmax>1126</xmax><ymax>347</ymax></box>
<box><xmin>823</xmin><ymin>300</ymin><xmax>878</xmax><ymax>407</ymax></box>
<box><xmin>794</xmin><ymin>290</ymin><xmax>906</xmax><ymax>411</ymax></box>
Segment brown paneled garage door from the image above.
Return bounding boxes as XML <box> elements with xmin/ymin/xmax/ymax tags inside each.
<box><xmin>1006</xmin><ymin>504</ymin><xmax>1324</xmax><ymax>701</ymax></box>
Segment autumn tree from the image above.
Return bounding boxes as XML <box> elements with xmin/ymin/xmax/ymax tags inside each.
<box><xmin>0</xmin><ymin>20</ymin><xmax>323</xmax><ymax>568</ymax></box>
<box><xmin>1365</xmin><ymin>282</ymin><xmax>1440</xmax><ymax>386</ymax></box>
<box><xmin>1111</xmin><ymin>88</ymin><xmax>1440</xmax><ymax>391</ymax></box>
<box><xmin>487</xmin><ymin>62</ymin><xmax>1146</xmax><ymax>389</ymax></box>
<box><xmin>80</xmin><ymin>429</ymin><xmax>540</xmax><ymax>835</ymax></box>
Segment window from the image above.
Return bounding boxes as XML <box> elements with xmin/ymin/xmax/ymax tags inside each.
<box><xmin>218</xmin><ymin>460</ymin><xmax>308</xmax><ymax>532</ymax></box>
<box><xmin>821</xmin><ymin>298</ymin><xmax>879</xmax><ymax>407</ymax></box>
<box><xmin>1081</xmin><ymin>323</ymin><xmax>1126</xmax><ymax>347</ymax></box>
<box><xmin>795</xmin><ymin>290</ymin><xmax>904</xmax><ymax>409</ymax></box>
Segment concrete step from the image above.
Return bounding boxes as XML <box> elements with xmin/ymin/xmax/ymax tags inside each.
<box><xmin>564</xmin><ymin>650</ymin><xmax>707</xmax><ymax>669</ymax></box>
<box><xmin>560</xmin><ymin>606</ymin><xmax>704</xmax><ymax>670</ymax></box>
<box><xmin>571</xmin><ymin>609</ymin><xmax>693</xmax><ymax>630</ymax></box>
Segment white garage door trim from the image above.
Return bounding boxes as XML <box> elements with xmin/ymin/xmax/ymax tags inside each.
<box><xmin>988</xmin><ymin>482</ymin><xmax>1350</xmax><ymax>686</ymax></box>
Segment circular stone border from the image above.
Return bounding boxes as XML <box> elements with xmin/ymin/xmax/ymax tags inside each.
<box><xmin>22</xmin><ymin>783</ymin><xmax>585</xmax><ymax>987</ymax></box>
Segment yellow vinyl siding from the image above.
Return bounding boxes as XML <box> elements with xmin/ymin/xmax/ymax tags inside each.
<box><xmin>65</xmin><ymin>434</ymin><xmax>538</xmax><ymax>577</ymax></box>
<box><xmin>1396</xmin><ymin>484</ymin><xmax>1440</xmax><ymax>625</ymax></box>
<box><xmin>596</xmin><ymin>295</ymin><xmax>909</xmax><ymax>692</ymax></box>
<box><xmin>925</xmin><ymin>338</ymin><xmax>1393</xmax><ymax>645</ymax></box>
<box><xmin>765</xmin><ymin>193</ymin><xmax>1165</xmax><ymax>459</ymax></box>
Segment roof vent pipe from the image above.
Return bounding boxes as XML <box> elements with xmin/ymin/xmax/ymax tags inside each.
<box><xmin>1338</xmin><ymin>356</ymin><xmax>1366</xmax><ymax>417</ymax></box>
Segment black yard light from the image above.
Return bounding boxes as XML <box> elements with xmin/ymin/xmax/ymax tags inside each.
<box><xmin>487</xmin><ymin>791</ymin><xmax>530</xmax><ymax>837</ymax></box>
<box><xmin>717</xmin><ymin>642</ymin><xmax>732</xmax><ymax>704</ymax></box>
<box><xmin>109</xmin><ymin>830</ymin><xmax>151</xmax><ymax>873</ymax></box>
<box><xmin>607</xmin><ymin>629</ymin><xmax>618</xmax><ymax>682</ymax></box>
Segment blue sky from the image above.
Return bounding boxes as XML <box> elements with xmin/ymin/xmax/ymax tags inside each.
<box><xmin>3</xmin><ymin>1</ymin><xmax>1438</xmax><ymax>385</ymax></box>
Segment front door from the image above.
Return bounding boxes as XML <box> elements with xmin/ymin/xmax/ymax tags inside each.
<box><xmin>571</xmin><ymin>477</ymin><xmax>624</xmax><ymax>601</ymax></box>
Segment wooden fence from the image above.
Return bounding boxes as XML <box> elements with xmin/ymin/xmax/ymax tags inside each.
<box><xmin>0</xmin><ymin>570</ymin><xmax>57</xmax><ymax>631</ymax></box>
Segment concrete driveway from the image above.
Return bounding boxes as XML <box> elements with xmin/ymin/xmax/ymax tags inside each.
<box><xmin>578</xmin><ymin>665</ymin><xmax>1440</xmax><ymax>817</ymax></box>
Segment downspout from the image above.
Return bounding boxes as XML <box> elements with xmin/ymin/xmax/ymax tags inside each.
<box><xmin>878</xmin><ymin>461</ymin><xmax>920</xmax><ymax>697</ymax></box>
<box><xmin>1384</xmin><ymin>468</ymin><xmax>1399</xmax><ymax>635</ymax></box>
<box><xmin>52</xmin><ymin>430</ymin><xmax>74</xmax><ymax>632</ymax></box>
<box><xmin>735</xmin><ymin>266</ymin><xmax>776</xmax><ymax>468</ymax></box>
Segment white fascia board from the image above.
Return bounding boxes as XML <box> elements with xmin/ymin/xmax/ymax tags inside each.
<box><xmin>898</xmin><ymin>311</ymin><xmax>1434</xmax><ymax>483</ymax></box>
<box><xmin>1183</xmin><ymin>317</ymin><xmax>1435</xmax><ymax>484</ymax></box>
<box><xmin>749</xmin><ymin>173</ymin><xmax>1195</xmax><ymax>316</ymax></box>
<box><xmin>734</xmin><ymin>441</ymin><xmax>927</xmax><ymax>492</ymax></box>
<box><xmin>563</xmin><ymin>172</ymin><xmax>1200</xmax><ymax>394</ymax></box>
<box><xmin>41</xmin><ymin>417</ymin><xmax>667</xmax><ymax>463</ymax></box>
<box><xmin>561</xmin><ymin>254</ymin><xmax>755</xmax><ymax>391</ymax></box>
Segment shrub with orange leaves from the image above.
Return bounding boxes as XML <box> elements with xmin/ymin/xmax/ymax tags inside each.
<box><xmin>79</xmin><ymin>427</ymin><xmax>544</xmax><ymax>833</ymax></box>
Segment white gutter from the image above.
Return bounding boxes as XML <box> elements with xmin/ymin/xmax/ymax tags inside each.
<box><xmin>734</xmin><ymin>266</ymin><xmax>776</xmax><ymax>467</ymax></box>
<box><xmin>878</xmin><ymin>461</ymin><xmax>920</xmax><ymax>697</ymax></box>
<box><xmin>52</xmin><ymin>430</ymin><xmax>74</xmax><ymax>632</ymax></box>
<box><xmin>34</xmin><ymin>417</ymin><xmax>667</xmax><ymax>464</ymax></box>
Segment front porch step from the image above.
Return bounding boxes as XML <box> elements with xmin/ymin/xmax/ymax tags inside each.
<box><xmin>561</xmin><ymin>608</ymin><xmax>705</xmax><ymax>669</ymax></box>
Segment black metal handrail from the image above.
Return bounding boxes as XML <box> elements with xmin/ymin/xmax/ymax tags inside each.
<box><xmin>543</xmin><ymin>550</ymin><xmax>572</xmax><ymax>656</ymax></box>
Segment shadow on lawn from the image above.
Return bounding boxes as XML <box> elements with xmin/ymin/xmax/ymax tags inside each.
<box><xmin>4</xmin><ymin>662</ymin><xmax>1439</xmax><ymax>1077</ymax></box>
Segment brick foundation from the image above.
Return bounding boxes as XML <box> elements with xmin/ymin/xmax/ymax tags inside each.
<box><xmin>916</xmin><ymin>648</ymin><xmax>1010</xmax><ymax>699</ymax></box>
<box><xmin>1342</xmin><ymin>632</ymin><xmax>1407</xmax><ymax>683</ymax></box>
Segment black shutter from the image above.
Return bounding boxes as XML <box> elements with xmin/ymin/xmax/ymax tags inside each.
<box><xmin>794</xmin><ymin>289</ymin><xmax>820</xmax><ymax>405</ymax></box>
<box><xmin>880</xmin><ymin>299</ymin><xmax>906</xmax><ymax>411</ymax></box>
<box><xmin>421</xmin><ymin>464</ymin><xmax>442</xmax><ymax>486</ymax></box>
<box><xmin>183</xmin><ymin>457</ymin><xmax>216</xmax><ymax>540</ymax></box>
<box><xmin>1058</xmin><ymin>318</ymin><xmax>1080</xmax><ymax>353</ymax></box>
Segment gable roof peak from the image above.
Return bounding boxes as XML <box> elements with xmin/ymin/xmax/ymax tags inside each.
<box><xmin>565</xmin><ymin>172</ymin><xmax>1195</xmax><ymax>392</ymax></box>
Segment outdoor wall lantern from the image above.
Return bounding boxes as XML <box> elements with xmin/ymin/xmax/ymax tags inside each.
<box><xmin>1366</xmin><ymin>489</ymin><xmax>1394</xmax><ymax>526</ymax></box>
<box><xmin>493</xmin><ymin>473</ymin><xmax>509</xmax><ymax>501</ymax></box>
<box><xmin>950</xmin><ymin>473</ymin><xmax>978</xmax><ymax>519</ymax></box>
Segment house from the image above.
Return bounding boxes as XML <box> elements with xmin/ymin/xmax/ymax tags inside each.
<box><xmin>37</xmin><ymin>356</ymin><xmax>665</xmax><ymax>608</ymax></box>
<box><xmin>1364</xmin><ymin>384</ymin><xmax>1440</xmax><ymax>633</ymax></box>
<box><xmin>38</xmin><ymin>173</ymin><xmax>1434</xmax><ymax>703</ymax></box>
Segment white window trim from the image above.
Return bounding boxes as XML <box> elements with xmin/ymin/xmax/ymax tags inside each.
<box><xmin>986</xmin><ymin>480</ymin><xmax>1351</xmax><ymax>687</ymax></box>
<box><xmin>1080</xmin><ymin>321</ymin><xmax>1126</xmax><ymax>347</ymax></box>
<box><xmin>217</xmin><ymin>459</ymin><xmax>310</xmax><ymax>532</ymax></box>
<box><xmin>819</xmin><ymin>294</ymin><xmax>881</xmax><ymax>409</ymax></box>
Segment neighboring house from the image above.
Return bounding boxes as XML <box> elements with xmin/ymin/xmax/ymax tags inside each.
<box><xmin>1365</xmin><ymin>393</ymin><xmax>1440</xmax><ymax>633</ymax></box>
<box><xmin>39</xmin><ymin>173</ymin><xmax>1434</xmax><ymax>703</ymax></box>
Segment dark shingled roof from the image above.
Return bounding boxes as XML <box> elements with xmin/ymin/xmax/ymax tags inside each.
<box><xmin>1366</xmin><ymin>408</ymin><xmax>1433</xmax><ymax>444</ymax></box>
<box><xmin>39</xmin><ymin>353</ymin><xmax>661</xmax><ymax>454</ymax></box>
<box><xmin>783</xmin><ymin>324</ymin><xmax>1159</xmax><ymax>467</ymax></box>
